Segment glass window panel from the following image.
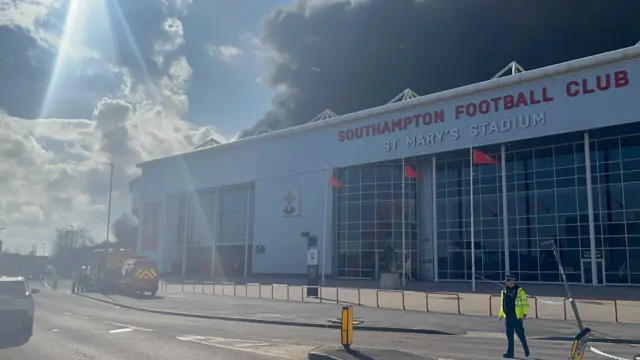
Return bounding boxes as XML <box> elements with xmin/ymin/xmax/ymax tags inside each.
<box><xmin>376</xmin><ymin>165</ymin><xmax>392</xmax><ymax>183</ymax></box>
<box><xmin>347</xmin><ymin>167</ymin><xmax>361</xmax><ymax>184</ymax></box>
<box><xmin>361</xmin><ymin>166</ymin><xmax>375</xmax><ymax>184</ymax></box>
<box><xmin>436</xmin><ymin>162</ymin><xmax>447</xmax><ymax>182</ymax></box>
<box><xmin>625</xmin><ymin>170</ymin><xmax>640</xmax><ymax>183</ymax></box>
<box><xmin>554</xmin><ymin>145</ymin><xmax>575</xmax><ymax>167</ymax></box>
<box><xmin>620</xmin><ymin>134</ymin><xmax>640</xmax><ymax>160</ymax></box>
<box><xmin>346</xmin><ymin>222</ymin><xmax>360</xmax><ymax>231</ymax></box>
<box><xmin>361</xmin><ymin>201</ymin><xmax>375</xmax><ymax>221</ymax></box>
<box><xmin>534</xmin><ymin>147</ymin><xmax>554</xmax><ymax>170</ymax></box>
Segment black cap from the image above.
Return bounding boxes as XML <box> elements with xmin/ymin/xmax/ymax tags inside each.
<box><xmin>505</xmin><ymin>274</ymin><xmax>516</xmax><ymax>281</ymax></box>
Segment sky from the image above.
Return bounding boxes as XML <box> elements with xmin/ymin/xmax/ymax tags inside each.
<box><xmin>1</xmin><ymin>0</ymin><xmax>640</xmax><ymax>253</ymax></box>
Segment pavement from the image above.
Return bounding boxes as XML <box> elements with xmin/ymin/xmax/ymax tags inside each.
<box><xmin>77</xmin><ymin>283</ymin><xmax>640</xmax><ymax>344</ymax></box>
<box><xmin>3</xmin><ymin>281</ymin><xmax>639</xmax><ymax>359</ymax></box>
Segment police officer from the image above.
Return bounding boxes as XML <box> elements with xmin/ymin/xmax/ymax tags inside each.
<box><xmin>499</xmin><ymin>274</ymin><xmax>530</xmax><ymax>359</ymax></box>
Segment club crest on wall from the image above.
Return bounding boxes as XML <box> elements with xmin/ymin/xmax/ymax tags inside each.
<box><xmin>282</xmin><ymin>189</ymin><xmax>300</xmax><ymax>217</ymax></box>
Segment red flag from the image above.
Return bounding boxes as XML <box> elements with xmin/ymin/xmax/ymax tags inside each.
<box><xmin>329</xmin><ymin>175</ymin><xmax>344</xmax><ymax>187</ymax></box>
<box><xmin>537</xmin><ymin>201</ymin><xmax>549</xmax><ymax>213</ymax></box>
<box><xmin>404</xmin><ymin>165</ymin><xmax>420</xmax><ymax>179</ymax></box>
<box><xmin>473</xmin><ymin>149</ymin><xmax>498</xmax><ymax>165</ymax></box>
<box><xmin>611</xmin><ymin>199</ymin><xmax>624</xmax><ymax>210</ymax></box>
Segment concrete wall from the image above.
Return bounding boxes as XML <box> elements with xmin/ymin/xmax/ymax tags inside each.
<box><xmin>252</xmin><ymin>170</ymin><xmax>332</xmax><ymax>275</ymax></box>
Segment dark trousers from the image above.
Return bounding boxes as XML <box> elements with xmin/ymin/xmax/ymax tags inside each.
<box><xmin>505</xmin><ymin>316</ymin><xmax>529</xmax><ymax>356</ymax></box>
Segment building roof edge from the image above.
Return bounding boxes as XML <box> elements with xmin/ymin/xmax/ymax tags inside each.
<box><xmin>137</xmin><ymin>45</ymin><xmax>640</xmax><ymax>169</ymax></box>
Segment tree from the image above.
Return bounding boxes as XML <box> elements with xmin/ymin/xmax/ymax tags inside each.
<box><xmin>51</xmin><ymin>227</ymin><xmax>95</xmax><ymax>276</ymax></box>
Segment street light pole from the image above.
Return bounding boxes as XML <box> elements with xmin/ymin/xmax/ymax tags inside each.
<box><xmin>542</xmin><ymin>240</ymin><xmax>584</xmax><ymax>330</ymax></box>
<box><xmin>106</xmin><ymin>163</ymin><xmax>114</xmax><ymax>243</ymax></box>
<box><xmin>69</xmin><ymin>224</ymin><xmax>76</xmax><ymax>247</ymax></box>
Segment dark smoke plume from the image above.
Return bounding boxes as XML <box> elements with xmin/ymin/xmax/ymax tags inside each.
<box><xmin>244</xmin><ymin>0</ymin><xmax>640</xmax><ymax>136</ymax></box>
<box><xmin>110</xmin><ymin>212</ymin><xmax>139</xmax><ymax>249</ymax></box>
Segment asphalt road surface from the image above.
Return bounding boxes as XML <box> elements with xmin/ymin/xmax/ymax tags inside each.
<box><xmin>1</xmin><ymin>283</ymin><xmax>638</xmax><ymax>360</ymax></box>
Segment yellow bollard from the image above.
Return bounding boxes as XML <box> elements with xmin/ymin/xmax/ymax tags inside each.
<box><xmin>568</xmin><ymin>327</ymin><xmax>591</xmax><ymax>360</ymax></box>
<box><xmin>340</xmin><ymin>305</ymin><xmax>354</xmax><ymax>351</ymax></box>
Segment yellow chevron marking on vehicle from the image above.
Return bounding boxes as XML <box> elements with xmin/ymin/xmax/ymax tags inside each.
<box><xmin>107</xmin><ymin>258</ymin><xmax>125</xmax><ymax>268</ymax></box>
<box><xmin>135</xmin><ymin>268</ymin><xmax>157</xmax><ymax>279</ymax></box>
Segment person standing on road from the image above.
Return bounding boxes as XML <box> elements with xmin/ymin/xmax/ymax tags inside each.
<box><xmin>499</xmin><ymin>274</ymin><xmax>530</xmax><ymax>359</ymax></box>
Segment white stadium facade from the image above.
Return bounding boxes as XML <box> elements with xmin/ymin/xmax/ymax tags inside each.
<box><xmin>131</xmin><ymin>45</ymin><xmax>640</xmax><ymax>286</ymax></box>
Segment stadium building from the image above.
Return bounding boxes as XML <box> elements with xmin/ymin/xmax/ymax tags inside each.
<box><xmin>131</xmin><ymin>45</ymin><xmax>640</xmax><ymax>286</ymax></box>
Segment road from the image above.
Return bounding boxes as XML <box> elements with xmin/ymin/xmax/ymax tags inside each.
<box><xmin>1</xmin><ymin>283</ymin><xmax>638</xmax><ymax>359</ymax></box>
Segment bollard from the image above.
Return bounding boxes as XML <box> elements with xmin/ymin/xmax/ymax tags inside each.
<box><xmin>568</xmin><ymin>327</ymin><xmax>591</xmax><ymax>360</ymax></box>
<box><xmin>341</xmin><ymin>305</ymin><xmax>354</xmax><ymax>351</ymax></box>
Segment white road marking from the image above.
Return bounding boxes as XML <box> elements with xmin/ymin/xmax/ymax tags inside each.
<box><xmin>234</xmin><ymin>342</ymin><xmax>271</xmax><ymax>347</ymax></box>
<box><xmin>590</xmin><ymin>347</ymin><xmax>634</xmax><ymax>360</ymax></box>
<box><xmin>176</xmin><ymin>335</ymin><xmax>316</xmax><ymax>359</ymax></box>
<box><xmin>464</xmin><ymin>331</ymin><xmax>505</xmax><ymax>338</ymax></box>
<box><xmin>104</xmin><ymin>320</ymin><xmax>153</xmax><ymax>332</ymax></box>
<box><xmin>168</xmin><ymin>295</ymin><xmax>186</xmax><ymax>298</ymax></box>
<box><xmin>63</xmin><ymin>312</ymin><xmax>90</xmax><ymax>320</ymax></box>
<box><xmin>109</xmin><ymin>328</ymin><xmax>134</xmax><ymax>334</ymax></box>
<box><xmin>52</xmin><ymin>329</ymin><xmax>59</xmax><ymax>332</ymax></box>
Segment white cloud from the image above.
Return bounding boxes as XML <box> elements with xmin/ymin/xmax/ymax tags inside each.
<box><xmin>154</xmin><ymin>17</ymin><xmax>185</xmax><ymax>67</ymax></box>
<box><xmin>206</xmin><ymin>44</ymin><xmax>243</xmax><ymax>61</ymax></box>
<box><xmin>0</xmin><ymin>0</ymin><xmax>61</xmax><ymax>47</ymax></box>
<box><xmin>0</xmin><ymin>0</ymin><xmax>228</xmax><ymax>252</ymax></box>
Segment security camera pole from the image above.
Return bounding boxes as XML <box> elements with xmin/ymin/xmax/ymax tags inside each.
<box><xmin>541</xmin><ymin>240</ymin><xmax>584</xmax><ymax>330</ymax></box>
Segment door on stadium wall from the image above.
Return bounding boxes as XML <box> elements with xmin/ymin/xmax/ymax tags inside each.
<box><xmin>186</xmin><ymin>246</ymin><xmax>212</xmax><ymax>277</ymax></box>
<box><xmin>214</xmin><ymin>245</ymin><xmax>248</xmax><ymax>279</ymax></box>
<box><xmin>581</xmin><ymin>249</ymin><xmax>604</xmax><ymax>285</ymax></box>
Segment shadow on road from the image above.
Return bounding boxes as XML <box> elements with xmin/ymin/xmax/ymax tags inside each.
<box><xmin>345</xmin><ymin>349</ymin><xmax>374</xmax><ymax>360</ymax></box>
<box><xmin>81</xmin><ymin>291</ymin><xmax>164</xmax><ymax>301</ymax></box>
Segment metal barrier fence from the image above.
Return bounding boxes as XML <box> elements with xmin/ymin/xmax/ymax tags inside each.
<box><xmin>428</xmin><ymin>292</ymin><xmax>461</xmax><ymax>315</ymax></box>
<box><xmin>174</xmin><ymin>281</ymin><xmax>466</xmax><ymax>315</ymax></box>
<box><xmin>170</xmin><ymin>281</ymin><xmax>623</xmax><ymax>323</ymax></box>
<box><xmin>563</xmin><ymin>297</ymin><xmax>618</xmax><ymax>323</ymax></box>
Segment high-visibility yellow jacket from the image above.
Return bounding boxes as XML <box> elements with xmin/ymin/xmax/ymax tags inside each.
<box><xmin>499</xmin><ymin>287</ymin><xmax>529</xmax><ymax>319</ymax></box>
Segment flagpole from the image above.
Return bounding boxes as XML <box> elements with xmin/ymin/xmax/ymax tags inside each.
<box><xmin>181</xmin><ymin>194</ymin><xmax>189</xmax><ymax>279</ymax></box>
<box><xmin>469</xmin><ymin>145</ymin><xmax>476</xmax><ymax>292</ymax></box>
<box><xmin>321</xmin><ymin>167</ymin><xmax>330</xmax><ymax>286</ymax></box>
<box><xmin>402</xmin><ymin>158</ymin><xmax>406</xmax><ymax>288</ymax></box>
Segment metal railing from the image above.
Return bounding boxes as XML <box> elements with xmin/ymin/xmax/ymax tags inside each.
<box><xmin>563</xmin><ymin>297</ymin><xmax>618</xmax><ymax>323</ymax></box>
<box><xmin>168</xmin><ymin>280</ymin><xmax>626</xmax><ymax>323</ymax></box>
<box><xmin>427</xmin><ymin>292</ymin><xmax>461</xmax><ymax>315</ymax></box>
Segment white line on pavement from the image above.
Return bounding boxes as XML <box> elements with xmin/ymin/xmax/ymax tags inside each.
<box><xmin>234</xmin><ymin>342</ymin><xmax>271</xmax><ymax>347</ymax></box>
<box><xmin>109</xmin><ymin>328</ymin><xmax>134</xmax><ymax>334</ymax></box>
<box><xmin>176</xmin><ymin>336</ymin><xmax>295</xmax><ymax>359</ymax></box>
<box><xmin>63</xmin><ymin>312</ymin><xmax>90</xmax><ymax>320</ymax></box>
<box><xmin>104</xmin><ymin>321</ymin><xmax>154</xmax><ymax>332</ymax></box>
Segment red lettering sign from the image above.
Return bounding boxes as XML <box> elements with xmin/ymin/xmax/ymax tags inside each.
<box><xmin>565</xmin><ymin>70</ymin><xmax>629</xmax><ymax>97</ymax></box>
<box><xmin>337</xmin><ymin>68</ymin><xmax>631</xmax><ymax>143</ymax></box>
<box><xmin>455</xmin><ymin>87</ymin><xmax>554</xmax><ymax>120</ymax></box>
<box><xmin>337</xmin><ymin>109</ymin><xmax>445</xmax><ymax>142</ymax></box>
